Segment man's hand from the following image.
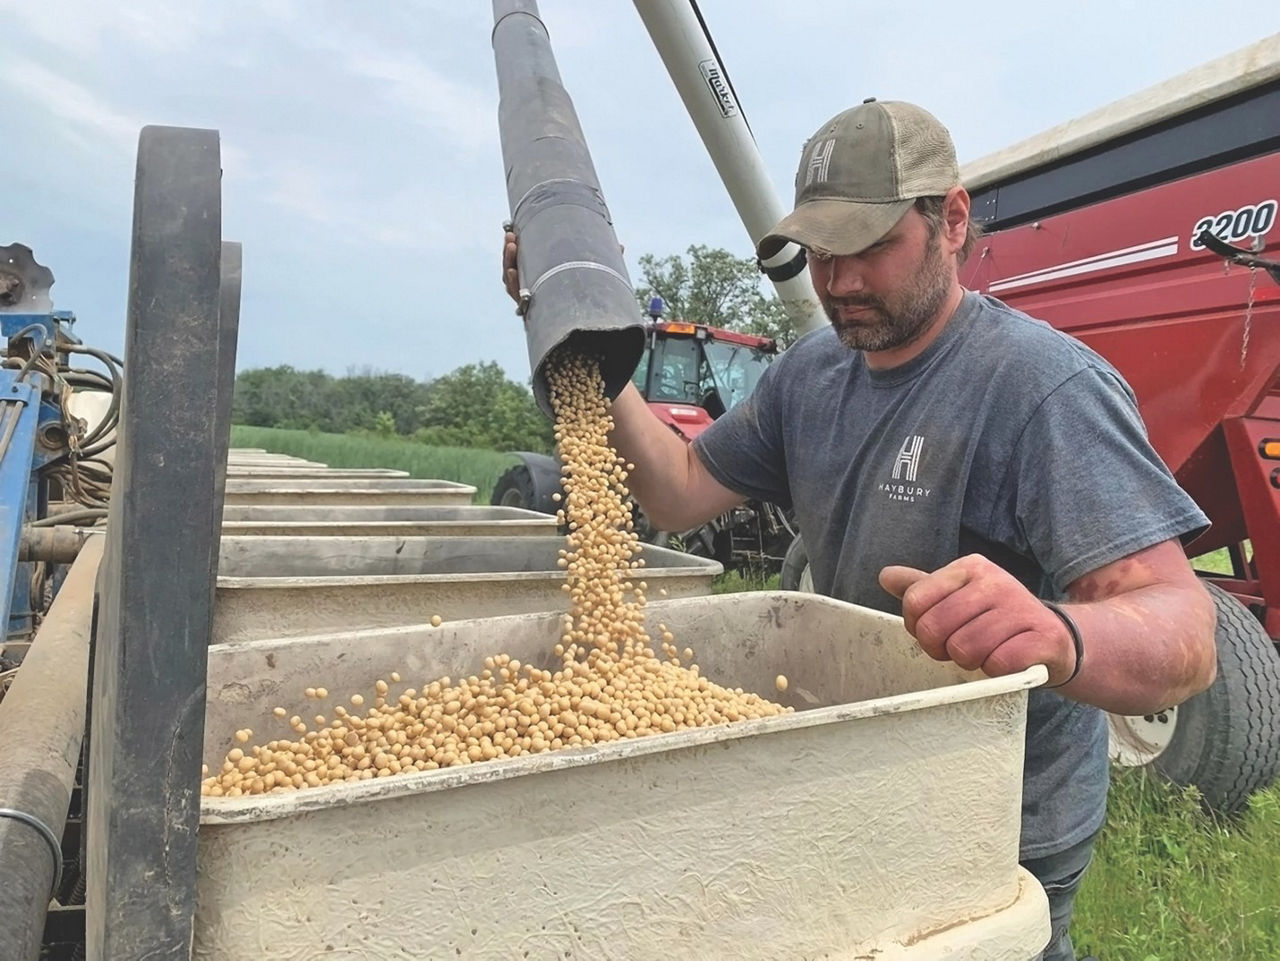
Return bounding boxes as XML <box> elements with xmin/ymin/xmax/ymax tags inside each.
<box><xmin>886</xmin><ymin>541</ymin><xmax>1214</xmax><ymax>714</ymax></box>
<box><xmin>502</xmin><ymin>229</ymin><xmax>520</xmax><ymax>304</ymax></box>
<box><xmin>500</xmin><ymin>227</ymin><xmax>623</xmax><ymax>306</ymax></box>
<box><xmin>879</xmin><ymin>554</ymin><xmax>1077</xmax><ymax>685</ymax></box>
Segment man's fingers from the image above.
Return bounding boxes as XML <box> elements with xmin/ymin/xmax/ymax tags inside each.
<box><xmin>979</xmin><ymin>631</ymin><xmax>1043</xmax><ymax>679</ymax></box>
<box><xmin>898</xmin><ymin>562</ymin><xmax>973</xmax><ymax>615</ymax></box>
<box><xmin>502</xmin><ymin>229</ymin><xmax>518</xmax><ymax>289</ymax></box>
<box><xmin>502</xmin><ymin>229</ymin><xmax>520</xmax><ymax>303</ymax></box>
<box><xmin>879</xmin><ymin>556</ymin><xmax>1056</xmax><ymax>678</ymax></box>
<box><xmin>881</xmin><ymin>561</ymin><xmax>974</xmax><ymax>644</ymax></box>
<box><xmin>879</xmin><ymin>566</ymin><xmax>933</xmax><ymax>638</ymax></box>
<box><xmin>937</xmin><ymin>607</ymin><xmax>1013</xmax><ymax>671</ymax></box>
<box><xmin>879</xmin><ymin>566</ymin><xmax>928</xmax><ymax>600</ymax></box>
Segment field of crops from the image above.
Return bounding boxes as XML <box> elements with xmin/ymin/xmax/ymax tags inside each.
<box><xmin>234</xmin><ymin>425</ymin><xmax>1280</xmax><ymax>959</ymax></box>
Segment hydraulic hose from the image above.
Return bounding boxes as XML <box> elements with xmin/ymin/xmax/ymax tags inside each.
<box><xmin>0</xmin><ymin>537</ymin><xmax>103</xmax><ymax>960</ymax></box>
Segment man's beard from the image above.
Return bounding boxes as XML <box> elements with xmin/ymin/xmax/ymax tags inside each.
<box><xmin>824</xmin><ymin>235</ymin><xmax>952</xmax><ymax>353</ymax></box>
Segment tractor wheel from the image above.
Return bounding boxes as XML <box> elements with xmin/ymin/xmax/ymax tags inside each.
<box><xmin>780</xmin><ymin>535</ymin><xmax>815</xmax><ymax>593</ymax></box>
<box><xmin>1108</xmin><ymin>581</ymin><xmax>1280</xmax><ymax>812</ymax></box>
<box><xmin>491</xmin><ymin>465</ymin><xmax>537</xmax><ymax>510</ymax></box>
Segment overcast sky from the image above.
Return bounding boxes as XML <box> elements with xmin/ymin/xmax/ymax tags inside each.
<box><xmin>5</xmin><ymin>2</ymin><xmax>1277</xmax><ymax>385</ymax></box>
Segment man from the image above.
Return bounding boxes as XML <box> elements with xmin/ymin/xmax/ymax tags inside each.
<box><xmin>503</xmin><ymin>99</ymin><xmax>1217</xmax><ymax>961</ymax></box>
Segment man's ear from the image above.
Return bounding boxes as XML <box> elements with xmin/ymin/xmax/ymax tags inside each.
<box><xmin>943</xmin><ymin>186</ymin><xmax>971</xmax><ymax>255</ymax></box>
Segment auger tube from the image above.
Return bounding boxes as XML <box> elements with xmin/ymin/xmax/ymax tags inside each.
<box><xmin>492</xmin><ymin>0</ymin><xmax>647</xmax><ymax>416</ymax></box>
<box><xmin>632</xmin><ymin>0</ymin><xmax>828</xmax><ymax>336</ymax></box>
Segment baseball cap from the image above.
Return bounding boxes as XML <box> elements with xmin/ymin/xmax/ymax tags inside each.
<box><xmin>757</xmin><ymin>99</ymin><xmax>960</xmax><ymax>260</ymax></box>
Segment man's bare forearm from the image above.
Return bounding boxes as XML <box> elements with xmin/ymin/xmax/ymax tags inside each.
<box><xmin>1057</xmin><ymin>579</ymin><xmax>1217</xmax><ymax>715</ymax></box>
<box><xmin>606</xmin><ymin>384</ymin><xmax>741</xmax><ymax>531</ymax></box>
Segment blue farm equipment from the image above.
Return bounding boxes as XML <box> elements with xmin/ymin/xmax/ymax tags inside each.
<box><xmin>0</xmin><ymin>126</ymin><xmax>241</xmax><ymax>961</ymax></box>
<box><xmin>0</xmin><ymin>245</ymin><xmax>119</xmax><ymax>661</ymax></box>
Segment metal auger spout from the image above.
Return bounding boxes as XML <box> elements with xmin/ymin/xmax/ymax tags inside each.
<box><xmin>491</xmin><ymin>0</ymin><xmax>646</xmax><ymax>417</ymax></box>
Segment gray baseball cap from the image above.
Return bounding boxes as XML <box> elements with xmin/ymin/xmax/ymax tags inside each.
<box><xmin>757</xmin><ymin>99</ymin><xmax>960</xmax><ymax>260</ymax></box>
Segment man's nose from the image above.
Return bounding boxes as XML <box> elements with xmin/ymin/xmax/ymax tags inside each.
<box><xmin>824</xmin><ymin>255</ymin><xmax>865</xmax><ymax>296</ymax></box>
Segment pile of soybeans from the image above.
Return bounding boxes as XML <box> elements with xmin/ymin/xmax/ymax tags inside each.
<box><xmin>202</xmin><ymin>352</ymin><xmax>790</xmax><ymax>797</ymax></box>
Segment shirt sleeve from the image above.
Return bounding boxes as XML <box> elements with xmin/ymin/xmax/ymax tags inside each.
<box><xmin>1000</xmin><ymin>365</ymin><xmax>1210</xmax><ymax>592</ymax></box>
<box><xmin>690</xmin><ymin>355</ymin><xmax>793</xmax><ymax>509</ymax></box>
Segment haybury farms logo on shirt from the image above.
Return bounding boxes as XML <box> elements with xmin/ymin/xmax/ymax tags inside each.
<box><xmin>879</xmin><ymin>435</ymin><xmax>933</xmax><ymax>503</ymax></box>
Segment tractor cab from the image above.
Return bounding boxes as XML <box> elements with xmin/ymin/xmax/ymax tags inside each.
<box><xmin>631</xmin><ymin>297</ymin><xmax>777</xmax><ymax>440</ymax></box>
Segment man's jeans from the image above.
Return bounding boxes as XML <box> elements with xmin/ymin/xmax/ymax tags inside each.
<box><xmin>1021</xmin><ymin>831</ymin><xmax>1099</xmax><ymax>961</ymax></box>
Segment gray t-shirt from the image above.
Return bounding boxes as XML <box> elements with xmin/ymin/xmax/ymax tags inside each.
<box><xmin>692</xmin><ymin>290</ymin><xmax>1209</xmax><ymax>860</ymax></box>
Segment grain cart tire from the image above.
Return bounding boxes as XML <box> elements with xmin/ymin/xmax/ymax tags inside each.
<box><xmin>780</xmin><ymin>535</ymin><xmax>815</xmax><ymax>593</ymax></box>
<box><xmin>491</xmin><ymin>453</ymin><xmax>562</xmax><ymax>516</ymax></box>
<box><xmin>1108</xmin><ymin>581</ymin><xmax>1280</xmax><ymax>812</ymax></box>
<box><xmin>492</xmin><ymin>465</ymin><xmax>536</xmax><ymax>509</ymax></box>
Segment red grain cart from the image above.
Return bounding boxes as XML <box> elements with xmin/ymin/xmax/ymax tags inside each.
<box><xmin>960</xmin><ymin>35</ymin><xmax>1280</xmax><ymax>810</ymax></box>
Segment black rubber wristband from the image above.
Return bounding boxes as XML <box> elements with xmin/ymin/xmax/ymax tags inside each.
<box><xmin>1041</xmin><ymin>600</ymin><xmax>1085</xmax><ymax>689</ymax></box>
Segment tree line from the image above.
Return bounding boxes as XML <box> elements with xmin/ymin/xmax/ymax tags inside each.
<box><xmin>232</xmin><ymin>360</ymin><xmax>555</xmax><ymax>452</ymax></box>
<box><xmin>233</xmin><ymin>245</ymin><xmax>793</xmax><ymax>453</ymax></box>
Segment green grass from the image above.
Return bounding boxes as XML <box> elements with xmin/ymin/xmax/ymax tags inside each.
<box><xmin>1192</xmin><ymin>544</ymin><xmax>1253</xmax><ymax>576</ymax></box>
<box><xmin>230</xmin><ymin>426</ymin><xmax>519</xmax><ymax>503</ymax></box>
<box><xmin>712</xmin><ymin>569</ymin><xmax>780</xmax><ymax>593</ymax></box>
<box><xmin>1074</xmin><ymin>769</ymin><xmax>1280</xmax><ymax>960</ymax></box>
<box><xmin>1193</xmin><ymin>548</ymin><xmax>1232</xmax><ymax>575</ymax></box>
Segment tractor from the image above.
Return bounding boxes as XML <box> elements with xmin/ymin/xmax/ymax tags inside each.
<box><xmin>493</xmin><ymin>296</ymin><xmax>797</xmax><ymax>574</ymax></box>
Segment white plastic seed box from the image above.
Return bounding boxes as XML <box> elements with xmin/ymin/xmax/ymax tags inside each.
<box><xmin>220</xmin><ymin>504</ymin><xmax>558</xmax><ymax>537</ymax></box>
<box><xmin>196</xmin><ymin>591</ymin><xmax>1049</xmax><ymax>959</ymax></box>
<box><xmin>224</xmin><ymin>467</ymin><xmax>411</xmax><ymax>479</ymax></box>
<box><xmin>212</xmin><ymin>536</ymin><xmax>722</xmax><ymax>644</ymax></box>
<box><xmin>225</xmin><ymin>454</ymin><xmax>320</xmax><ymax>466</ymax></box>
<box><xmin>221</xmin><ymin>478</ymin><xmax>475</xmax><ymax>507</ymax></box>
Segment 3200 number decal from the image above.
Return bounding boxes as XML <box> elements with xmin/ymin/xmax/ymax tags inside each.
<box><xmin>1190</xmin><ymin>200</ymin><xmax>1278</xmax><ymax>250</ymax></box>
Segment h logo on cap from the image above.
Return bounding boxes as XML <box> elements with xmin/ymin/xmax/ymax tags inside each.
<box><xmin>804</xmin><ymin>138</ymin><xmax>836</xmax><ymax>186</ymax></box>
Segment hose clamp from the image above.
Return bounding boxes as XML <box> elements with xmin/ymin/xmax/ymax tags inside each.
<box><xmin>529</xmin><ymin>260</ymin><xmax>630</xmax><ymax>296</ymax></box>
<box><xmin>0</xmin><ymin>806</ymin><xmax>64</xmax><ymax>899</ymax></box>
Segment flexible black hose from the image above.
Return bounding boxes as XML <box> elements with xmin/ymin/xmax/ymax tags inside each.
<box><xmin>63</xmin><ymin>350</ymin><xmax>123</xmax><ymax>448</ymax></box>
<box><xmin>29</xmin><ymin>509</ymin><xmax>108</xmax><ymax>528</ymax></box>
<box><xmin>62</xmin><ymin>372</ymin><xmax>113</xmax><ymax>391</ymax></box>
<box><xmin>64</xmin><ymin>344</ymin><xmax>124</xmax><ymax>369</ymax></box>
